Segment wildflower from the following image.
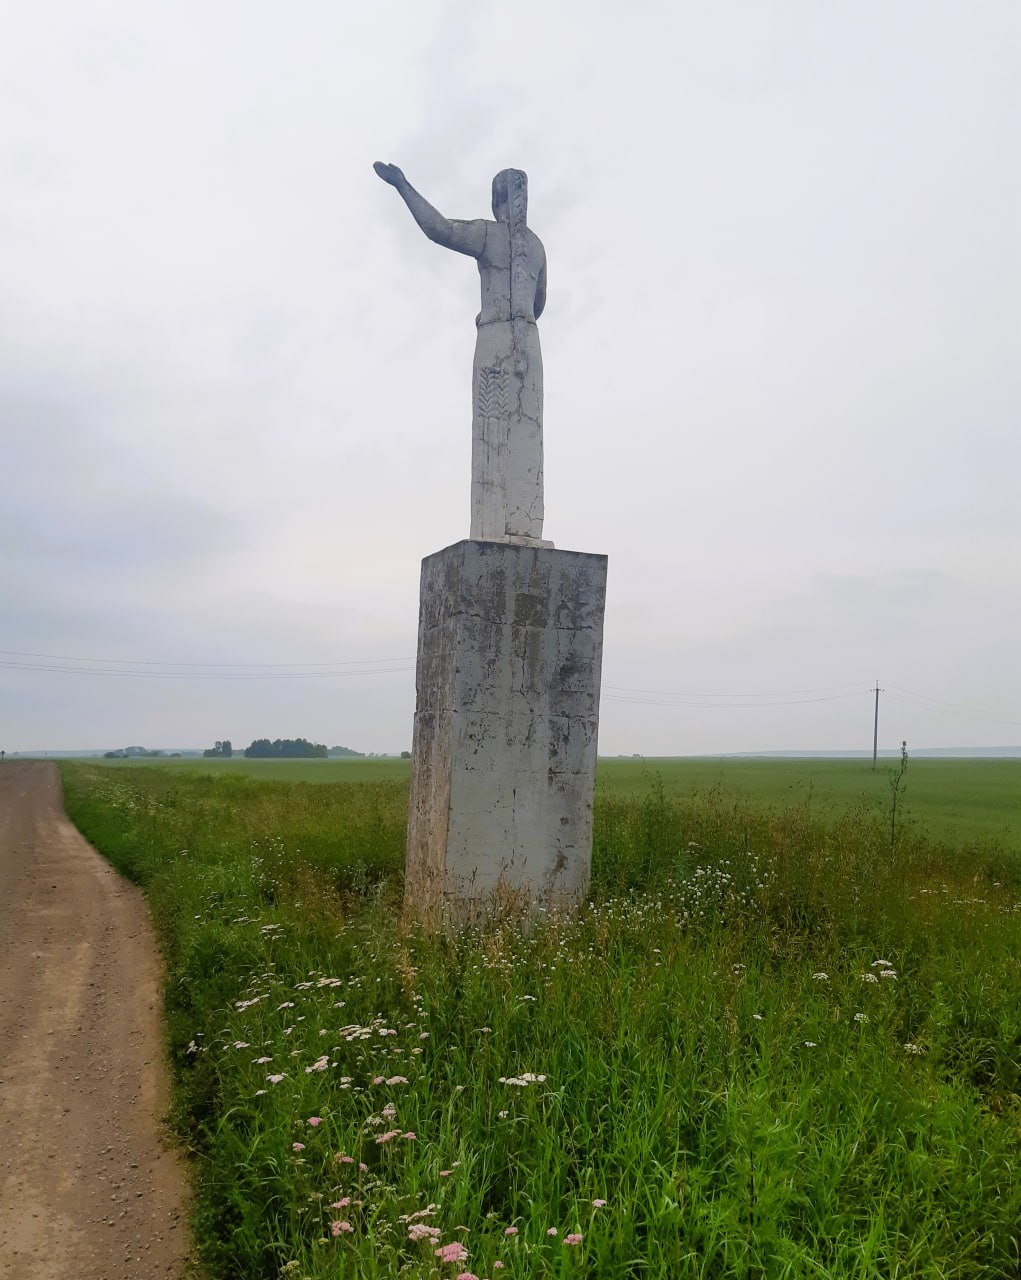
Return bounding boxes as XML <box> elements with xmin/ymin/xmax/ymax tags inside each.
<box><xmin>254</xmin><ymin>1056</ymin><xmax>273</xmax><ymax>1064</ymax></box>
<box><xmin>330</xmin><ymin>1220</ymin><xmax>354</xmax><ymax>1236</ymax></box>
<box><xmin>803</xmin><ymin>1041</ymin><xmax>817</xmax><ymax>1048</ymax></box>
<box><xmin>498</xmin><ymin>1110</ymin><xmax>509</xmax><ymax>1119</ymax></box>
<box><xmin>752</xmin><ymin>1013</ymin><xmax>764</xmax><ymax>1021</ymax></box>
<box><xmin>386</xmin><ymin>1075</ymin><xmax>409</xmax><ymax>1085</ymax></box>
<box><xmin>879</xmin><ymin>969</ymin><xmax>898</xmax><ymax>980</ymax></box>
<box><xmin>871</xmin><ymin>959</ymin><xmax>893</xmax><ymax>968</ymax></box>
<box><xmin>504</xmin><ymin>1226</ymin><xmax>518</xmax><ymax>1236</ymax></box>
<box><xmin>565</xmin><ymin>1233</ymin><xmax>583</xmax><ymax>1246</ymax></box>
<box><xmin>403</xmin><ymin>1131</ymin><xmax>416</xmax><ymax>1140</ymax></box>
<box><xmin>811</xmin><ymin>972</ymin><xmax>829</xmax><ymax>981</ymax></box>
<box><xmin>547</xmin><ymin>1226</ymin><xmax>558</xmax><ymax>1236</ymax></box>
<box><xmin>233</xmin><ymin>1041</ymin><xmax>250</xmax><ymax>1049</ymax></box>
<box><xmin>330</xmin><ymin>1198</ymin><xmax>351</xmax><ymax>1209</ymax></box>
<box><xmin>375</xmin><ymin>1129</ymin><xmax>402</xmax><ymax>1145</ymax></box>
<box><xmin>455</xmin><ymin>1273</ymin><xmax>480</xmax><ymax>1280</ymax></box>
<box><xmin>372</xmin><ymin>1075</ymin><xmax>386</xmax><ymax>1085</ymax></box>
<box><xmin>267</xmin><ymin>1073</ymin><xmax>286</xmax><ymax>1084</ymax></box>
<box><xmin>440</xmin><ymin>1169</ymin><xmax>452</xmax><ymax>1177</ymax></box>
<box><xmin>307</xmin><ymin>1116</ymin><xmax>323</xmax><ymax>1127</ymax></box>
<box><xmin>493</xmin><ymin>1264</ymin><xmax>505</xmax><ymax>1271</ymax></box>
<box><xmin>292</xmin><ymin>1142</ymin><xmax>305</xmax><ymax>1152</ymax></box>
<box><xmin>592</xmin><ymin>1199</ymin><xmax>607</xmax><ymax>1208</ymax></box>
<box><xmin>904</xmin><ymin>1042</ymin><xmax>926</xmax><ymax>1055</ymax></box>
<box><xmin>862</xmin><ymin>972</ymin><xmax>879</xmax><ymax>984</ymax></box>
<box><xmin>306</xmin><ymin>1056</ymin><xmax>329</xmax><ymax>1073</ymax></box>
<box><xmin>854</xmin><ymin>1013</ymin><xmax>869</xmax><ymax>1023</ymax></box>
<box><xmin>408</xmin><ymin>1223</ymin><xmax>441</xmax><ymax>1242</ymax></box>
<box><xmin>435</xmin><ymin>1241</ymin><xmax>470</xmax><ymax>1264</ymax></box>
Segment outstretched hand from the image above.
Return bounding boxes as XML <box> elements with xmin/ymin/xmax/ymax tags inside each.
<box><xmin>373</xmin><ymin>161</ymin><xmax>405</xmax><ymax>187</ymax></box>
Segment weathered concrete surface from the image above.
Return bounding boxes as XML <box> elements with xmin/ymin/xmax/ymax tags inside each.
<box><xmin>374</xmin><ymin>162</ymin><xmax>550</xmax><ymax>545</ymax></box>
<box><xmin>406</xmin><ymin>540</ymin><xmax>607</xmax><ymax>922</ymax></box>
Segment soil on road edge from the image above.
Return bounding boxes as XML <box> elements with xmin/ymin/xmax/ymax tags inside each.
<box><xmin>0</xmin><ymin>762</ymin><xmax>192</xmax><ymax>1279</ymax></box>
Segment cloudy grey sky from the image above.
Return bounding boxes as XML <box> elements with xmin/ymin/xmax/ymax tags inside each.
<box><xmin>2</xmin><ymin>0</ymin><xmax>1018</xmax><ymax>755</ymax></box>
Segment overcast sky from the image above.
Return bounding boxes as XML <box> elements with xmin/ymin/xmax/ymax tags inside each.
<box><xmin>2</xmin><ymin>0</ymin><xmax>1019</xmax><ymax>755</ymax></box>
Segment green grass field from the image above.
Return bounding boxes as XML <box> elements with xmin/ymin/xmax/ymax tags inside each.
<box><xmin>61</xmin><ymin>758</ymin><xmax>1021</xmax><ymax>1278</ymax></box>
<box><xmin>98</xmin><ymin>754</ymin><xmax>1021</xmax><ymax>851</ymax></box>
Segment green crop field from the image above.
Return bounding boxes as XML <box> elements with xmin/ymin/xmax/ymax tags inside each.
<box><xmin>97</xmin><ymin>754</ymin><xmax>1021</xmax><ymax>851</ymax></box>
<box><xmin>62</xmin><ymin>757</ymin><xmax>1021</xmax><ymax>1278</ymax></box>
<box><xmin>598</xmin><ymin>757</ymin><xmax>1021</xmax><ymax>850</ymax></box>
<box><xmin>95</xmin><ymin>755</ymin><xmax>411</xmax><ymax>785</ymax></box>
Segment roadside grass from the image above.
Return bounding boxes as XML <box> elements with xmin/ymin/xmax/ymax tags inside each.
<box><xmin>60</xmin><ymin>762</ymin><xmax>1021</xmax><ymax>1279</ymax></box>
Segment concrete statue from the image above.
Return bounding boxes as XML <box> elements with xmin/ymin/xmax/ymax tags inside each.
<box><xmin>374</xmin><ymin>163</ymin><xmax>549</xmax><ymax>545</ymax></box>
<box><xmin>374</xmin><ymin>161</ymin><xmax>607</xmax><ymax>925</ymax></box>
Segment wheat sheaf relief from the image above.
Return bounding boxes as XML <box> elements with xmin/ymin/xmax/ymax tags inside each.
<box><xmin>477</xmin><ymin>367</ymin><xmax>510</xmax><ymax>421</ymax></box>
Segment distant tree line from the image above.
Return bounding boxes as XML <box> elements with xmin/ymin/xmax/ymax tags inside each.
<box><xmin>203</xmin><ymin>740</ymin><xmax>233</xmax><ymax>758</ymax></box>
<box><xmin>244</xmin><ymin>737</ymin><xmax>328</xmax><ymax>759</ymax></box>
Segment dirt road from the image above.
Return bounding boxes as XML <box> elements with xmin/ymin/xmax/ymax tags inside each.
<box><xmin>0</xmin><ymin>762</ymin><xmax>191</xmax><ymax>1279</ymax></box>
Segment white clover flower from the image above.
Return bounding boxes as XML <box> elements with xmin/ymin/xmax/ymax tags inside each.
<box><xmin>811</xmin><ymin>972</ymin><xmax>829</xmax><ymax>982</ymax></box>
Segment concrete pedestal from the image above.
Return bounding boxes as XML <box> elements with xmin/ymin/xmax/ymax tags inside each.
<box><xmin>405</xmin><ymin>539</ymin><xmax>607</xmax><ymax>924</ymax></box>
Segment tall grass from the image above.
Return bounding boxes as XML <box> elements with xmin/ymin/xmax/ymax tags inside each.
<box><xmin>60</xmin><ymin>762</ymin><xmax>1021</xmax><ymax>1279</ymax></box>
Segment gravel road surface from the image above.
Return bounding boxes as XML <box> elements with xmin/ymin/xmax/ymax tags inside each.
<box><xmin>0</xmin><ymin>762</ymin><xmax>191</xmax><ymax>1279</ymax></box>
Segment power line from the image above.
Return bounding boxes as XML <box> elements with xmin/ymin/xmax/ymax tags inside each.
<box><xmin>602</xmin><ymin>691</ymin><xmax>866</xmax><ymax>709</ymax></box>
<box><xmin>604</xmin><ymin>680</ymin><xmax>868</xmax><ymax>699</ymax></box>
<box><xmin>0</xmin><ymin>659</ymin><xmax>414</xmax><ymax>681</ymax></box>
<box><xmin>0</xmin><ymin>648</ymin><xmax>413</xmax><ymax>669</ymax></box>
<box><xmin>884</xmin><ymin>684</ymin><xmax>1021</xmax><ymax>728</ymax></box>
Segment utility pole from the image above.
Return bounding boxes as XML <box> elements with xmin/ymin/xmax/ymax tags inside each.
<box><xmin>872</xmin><ymin>680</ymin><xmax>882</xmax><ymax>769</ymax></box>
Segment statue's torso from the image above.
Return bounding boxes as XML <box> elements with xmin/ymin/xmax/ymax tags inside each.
<box><xmin>476</xmin><ymin>222</ymin><xmax>545</xmax><ymax>326</ymax></box>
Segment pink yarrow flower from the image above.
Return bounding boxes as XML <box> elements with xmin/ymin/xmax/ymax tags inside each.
<box><xmin>592</xmin><ymin>1198</ymin><xmax>607</xmax><ymax>1208</ymax></box>
<box><xmin>503</xmin><ymin>1226</ymin><xmax>518</xmax><ymax>1236</ymax></box>
<box><xmin>435</xmin><ymin>1241</ymin><xmax>470</xmax><ymax>1264</ymax></box>
<box><xmin>330</xmin><ymin>1220</ymin><xmax>354</xmax><ymax>1236</ymax></box>
<box><xmin>564</xmin><ymin>1232</ymin><xmax>583</xmax><ymax>1246</ymax></box>
<box><xmin>408</xmin><ymin>1223</ymin><xmax>441</xmax><ymax>1242</ymax></box>
<box><xmin>307</xmin><ymin>1116</ymin><xmax>323</xmax><ymax>1126</ymax></box>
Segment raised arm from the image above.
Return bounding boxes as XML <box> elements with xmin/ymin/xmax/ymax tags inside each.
<box><xmin>374</xmin><ymin>162</ymin><xmax>486</xmax><ymax>258</ymax></box>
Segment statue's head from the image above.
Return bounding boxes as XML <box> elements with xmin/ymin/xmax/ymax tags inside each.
<box><xmin>492</xmin><ymin>169</ymin><xmax>527</xmax><ymax>224</ymax></box>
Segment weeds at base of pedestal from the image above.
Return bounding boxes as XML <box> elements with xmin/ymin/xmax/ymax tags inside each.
<box><xmin>59</xmin><ymin>761</ymin><xmax>1021</xmax><ymax>1280</ymax></box>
